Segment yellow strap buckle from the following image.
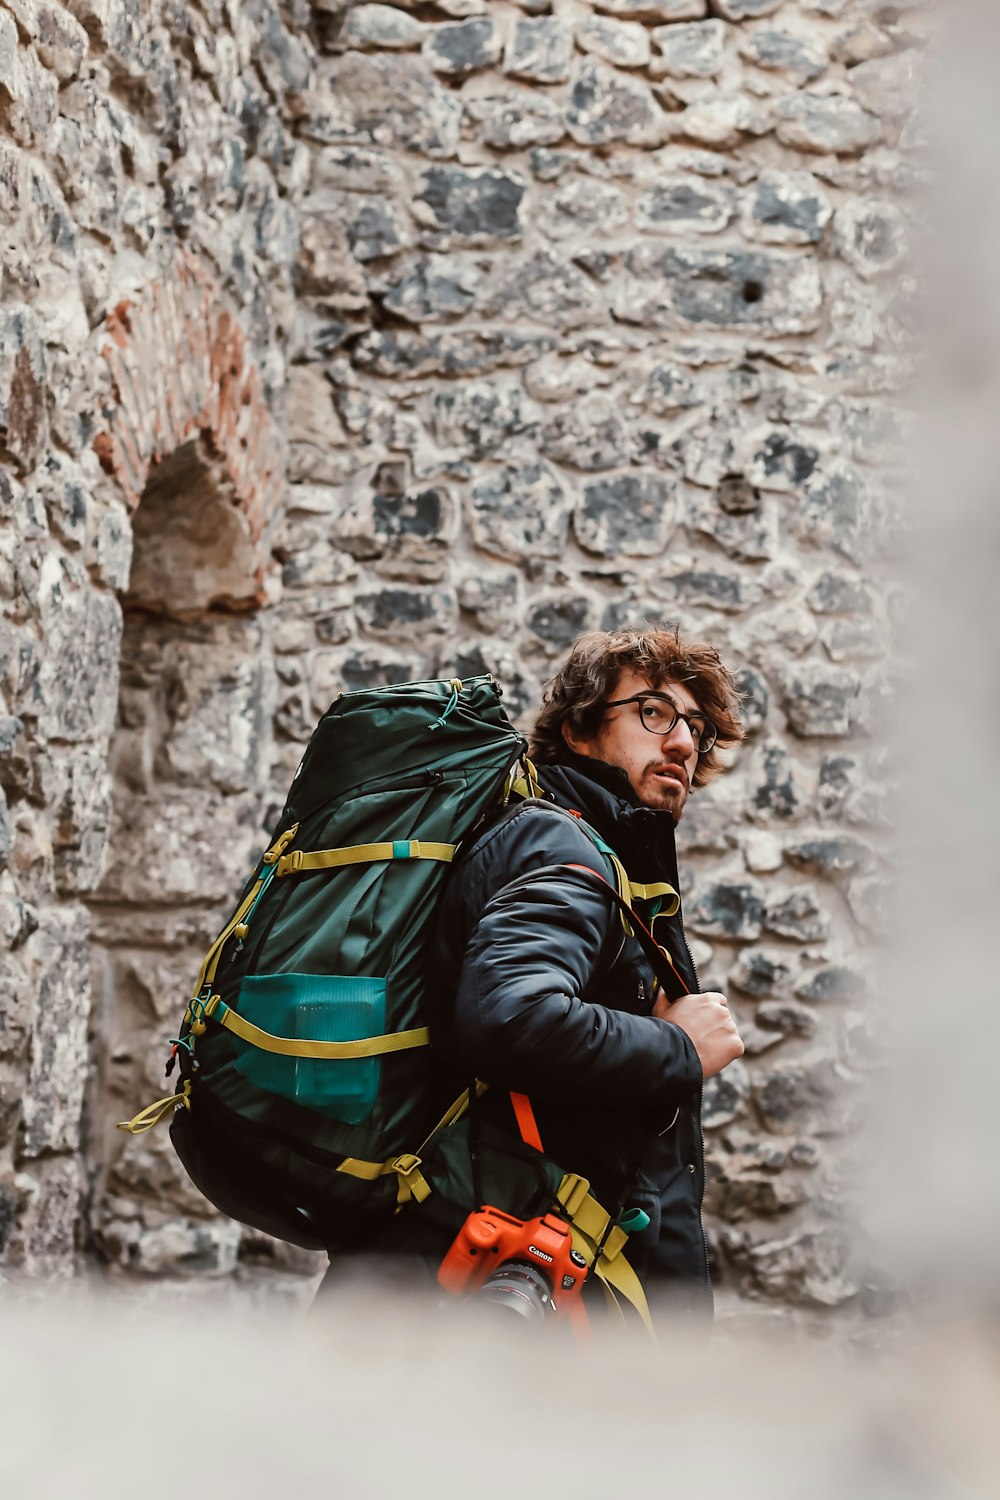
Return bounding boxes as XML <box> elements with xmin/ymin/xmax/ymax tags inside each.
<box><xmin>117</xmin><ymin>1080</ymin><xmax>191</xmax><ymax>1135</ymax></box>
<box><xmin>390</xmin><ymin>1154</ymin><xmax>431</xmax><ymax>1205</ymax></box>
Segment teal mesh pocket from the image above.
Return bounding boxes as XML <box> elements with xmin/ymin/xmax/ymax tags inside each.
<box><xmin>231</xmin><ymin>973</ymin><xmax>387</xmax><ymax>1124</ymax></box>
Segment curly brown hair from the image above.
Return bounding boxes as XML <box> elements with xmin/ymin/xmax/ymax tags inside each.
<box><xmin>528</xmin><ymin>627</ymin><xmax>744</xmax><ymax>788</ymax></box>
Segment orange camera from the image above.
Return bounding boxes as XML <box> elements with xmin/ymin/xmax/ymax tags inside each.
<box><xmin>438</xmin><ymin>1205</ymin><xmax>590</xmax><ymax>1324</ymax></box>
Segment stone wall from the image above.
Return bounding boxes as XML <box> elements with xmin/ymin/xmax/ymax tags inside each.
<box><xmin>0</xmin><ymin>0</ymin><xmax>920</xmax><ymax>1316</ymax></box>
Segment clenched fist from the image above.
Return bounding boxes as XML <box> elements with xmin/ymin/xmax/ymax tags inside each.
<box><xmin>652</xmin><ymin>989</ymin><xmax>744</xmax><ymax>1078</ymax></box>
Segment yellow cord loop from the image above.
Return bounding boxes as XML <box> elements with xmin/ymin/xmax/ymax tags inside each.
<box><xmin>117</xmin><ymin>1081</ymin><xmax>191</xmax><ymax>1136</ymax></box>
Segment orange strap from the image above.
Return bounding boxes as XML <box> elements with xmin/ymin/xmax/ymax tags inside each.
<box><xmin>509</xmin><ymin>1091</ymin><xmax>544</xmax><ymax>1152</ymax></box>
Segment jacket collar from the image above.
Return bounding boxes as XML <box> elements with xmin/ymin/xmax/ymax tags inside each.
<box><xmin>534</xmin><ymin>752</ymin><xmax>681</xmax><ymax>889</ymax></box>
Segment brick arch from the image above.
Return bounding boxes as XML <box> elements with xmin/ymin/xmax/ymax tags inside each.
<box><xmin>93</xmin><ymin>250</ymin><xmax>285</xmax><ymax>606</ymax></box>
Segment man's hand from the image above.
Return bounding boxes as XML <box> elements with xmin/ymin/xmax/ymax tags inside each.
<box><xmin>652</xmin><ymin>989</ymin><xmax>744</xmax><ymax>1078</ymax></box>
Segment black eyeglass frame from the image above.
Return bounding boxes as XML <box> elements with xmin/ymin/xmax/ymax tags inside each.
<box><xmin>602</xmin><ymin>692</ymin><xmax>718</xmax><ymax>755</ymax></box>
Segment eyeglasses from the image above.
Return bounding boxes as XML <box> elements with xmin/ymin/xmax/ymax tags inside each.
<box><xmin>603</xmin><ymin>693</ymin><xmax>718</xmax><ymax>755</ymax></box>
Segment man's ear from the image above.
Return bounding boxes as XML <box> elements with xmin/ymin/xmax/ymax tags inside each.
<box><xmin>561</xmin><ymin>719</ymin><xmax>592</xmax><ymax>758</ymax></box>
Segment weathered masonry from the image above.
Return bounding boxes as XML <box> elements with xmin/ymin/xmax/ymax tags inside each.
<box><xmin>0</xmin><ymin>0</ymin><xmax>919</xmax><ymax>1315</ymax></box>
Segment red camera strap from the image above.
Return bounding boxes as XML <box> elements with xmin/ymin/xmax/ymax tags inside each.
<box><xmin>509</xmin><ymin>1091</ymin><xmax>544</xmax><ymax>1152</ymax></box>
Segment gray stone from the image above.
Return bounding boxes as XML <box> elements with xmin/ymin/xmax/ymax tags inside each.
<box><xmin>666</xmin><ymin>566</ymin><xmax>756</xmax><ymax>612</ymax></box>
<box><xmin>650</xmin><ymin>20</ymin><xmax>726</xmax><ymax>78</ymax></box>
<box><xmin>36</xmin><ymin>560</ymin><xmax>122</xmax><ymax>742</ymax></box>
<box><xmin>689</xmin><ymin>879</ymin><xmax>765</xmax><ymax>940</ymax></box>
<box><xmin>574</xmin><ymin>474</ymin><xmax>677</xmax><ymax>557</ymax></box>
<box><xmin>831</xmin><ymin>23</ymin><xmax>895</xmax><ymax>67</ymax></box>
<box><xmin>774</xmin><ymin>93</ymin><xmax>882</xmax><ymax>155</ymax></box>
<box><xmin>763</xmin><ymin>886</ymin><xmax>828</xmax><ymax>941</ymax></box>
<box><xmin>734</xmin><ymin>666</ymin><xmax>769</xmax><ymax>737</ymax></box>
<box><xmin>834</xmin><ymin>198</ymin><xmax>909</xmax><ymax>280</ymax></box>
<box><xmin>566</xmin><ymin>61</ymin><xmax>667</xmax><ymax>147</ymax></box>
<box><xmin>755</xmin><ymin>1058</ymin><xmax>859</xmax><ymax>1138</ymax></box>
<box><xmin>381</xmin><ymin>256</ymin><xmax>482</xmax><ymax>323</ymax></box>
<box><xmin>634</xmin><ymin>361</ymin><xmax>699</xmax><ymax>415</ymax></box>
<box><xmin>35</xmin><ymin>3</ymin><xmax>89</xmax><ymax>81</ymax></box>
<box><xmin>746</xmin><ymin>428</ymin><xmax>820</xmax><ymax>493</ymax></box>
<box><xmin>504</xmin><ymin>17</ymin><xmax>574</xmax><ymax>84</ymax></box>
<box><xmin>317</xmin><ymin>54</ymin><xmax>462</xmax><ymax>158</ymax></box>
<box><xmin>355</xmin><ymin>586</ymin><xmax>457</xmax><ymax>640</ymax></box>
<box><xmin>340</xmin><ymin>650</ymin><xmax>423</xmax><ymax>693</ymax></box>
<box><xmin>806</xmin><ymin>571</ymin><xmax>870</xmax><ymax>614</ymax></box>
<box><xmin>575</xmin><ymin>16</ymin><xmax>651</xmax><ymax>68</ymax></box>
<box><xmin>483</xmin><ymin>249</ymin><xmax>606</xmax><ymax>330</ymax></box>
<box><xmin>753</xmin><ymin>742</ymin><xmax>801</xmax><ymax>821</ymax></box>
<box><xmin>313</xmin><ymin>145</ymin><xmax>398</xmax><ymax>194</ymax></box>
<box><xmin>781</xmin><ymin>663</ymin><xmax>861</xmax><ymax>738</ymax></box>
<box><xmin>677</xmin><ymin>93</ymin><xmax>765</xmax><ymax>149</ymax></box>
<box><xmin>795</xmin><ymin>966</ymin><xmax>867</xmax><ymax>1004</ymax></box>
<box><xmin>21</xmin><ymin>908</ymin><xmax>91</xmax><ymax>1157</ymax></box>
<box><xmin>635</xmin><ymin>177</ymin><xmax>732</xmax><ymax>234</ymax></box>
<box><xmin>786</xmin><ymin>834</ymin><xmax>872</xmax><ymax>877</ymax></box>
<box><xmin>434</xmin><ymin>379</ymin><xmax>541</xmax><ymax>458</ymax></box>
<box><xmin>416</xmin><ymin>165</ymin><xmax>526</xmax><ymax>244</ymax></box>
<box><xmin>339</xmin><ymin>196</ymin><xmax>409</xmax><ymax>261</ymax></box>
<box><xmin>754</xmin><ymin>1000</ymin><xmax>818</xmax><ymax>1042</ymax></box>
<box><xmin>595</xmin><ymin>0</ymin><xmax>706</xmax><ymax>16</ymax></box>
<box><xmin>353</xmin><ymin>328</ymin><xmax>553</xmax><ymax>379</ymax></box>
<box><xmin>541</xmin><ymin>394</ymin><xmax>632</xmax><ymax>471</ymax></box>
<box><xmin>796</xmin><ymin>464</ymin><xmax>874</xmax><ymax>566</ymax></box>
<box><xmin>849</xmin><ymin>50</ymin><xmax>920</xmax><ymax>124</ymax></box>
<box><xmin>702</xmin><ymin>1059</ymin><xmax>751</xmax><ymax>1129</ymax></box>
<box><xmin>457</xmin><ymin>572</ymin><xmax>522</xmax><ymax>634</ymax></box>
<box><xmin>725</xmin><ymin>1225</ymin><xmax>859</xmax><ymax>1307</ymax></box>
<box><xmin>711</xmin><ymin>0</ymin><xmax>782</xmax><ymax>16</ymax></box>
<box><xmin>339</xmin><ymin>4</ymin><xmax>424</xmax><ymax>50</ymax></box>
<box><xmin>685</xmin><ymin>488</ymin><xmax>778</xmax><ymax>562</ymax></box>
<box><xmin>0</xmin><ymin>305</ymin><xmax>49</xmax><ymax>474</ymax></box>
<box><xmin>614</xmin><ymin>246</ymin><xmax>823</xmax><ymax>335</ymax></box>
<box><xmin>539</xmin><ymin>176</ymin><xmax>628</xmax><ymax>241</ymax></box>
<box><xmin>466</xmin><ymin>90</ymin><xmax>566</xmax><ymax>150</ymax></box>
<box><xmin>742</xmin><ymin>169</ymin><xmax>833</xmax><ymax>246</ymax></box>
<box><xmin>526</xmin><ymin>595</ymin><xmax>595</xmax><ymax>654</ymax></box>
<box><xmin>731</xmin><ymin>948</ymin><xmax>794</xmax><ymax>997</ymax></box>
<box><xmin>469</xmin><ymin>462</ymin><xmax>572</xmax><ymax>561</ymax></box>
<box><xmin>739</xmin><ymin>29</ymin><xmax>828</xmax><ymax>81</ymax></box>
<box><xmin>424</xmin><ymin>17</ymin><xmax>501</xmax><ymax>75</ymax></box>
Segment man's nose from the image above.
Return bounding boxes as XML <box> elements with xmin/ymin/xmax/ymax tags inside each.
<box><xmin>664</xmin><ymin>715</ymin><xmax>696</xmax><ymax>758</ymax></box>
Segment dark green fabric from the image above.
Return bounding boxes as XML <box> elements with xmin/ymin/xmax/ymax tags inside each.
<box><xmin>173</xmin><ymin>676</ymin><xmax>525</xmax><ymax>1248</ymax></box>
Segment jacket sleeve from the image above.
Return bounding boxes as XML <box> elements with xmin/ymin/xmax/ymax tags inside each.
<box><xmin>451</xmin><ymin>845</ymin><xmax>703</xmax><ymax>1110</ymax></box>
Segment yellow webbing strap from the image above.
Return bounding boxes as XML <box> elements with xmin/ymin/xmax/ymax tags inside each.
<box><xmin>276</xmin><ymin>841</ymin><xmax>456</xmax><ymax>877</ymax></box>
<box><xmin>556</xmin><ymin>1172</ymin><xmax>657</xmax><ymax>1340</ymax></box>
<box><xmin>336</xmin><ymin>1082</ymin><xmax>489</xmax><ymax>1207</ymax></box>
<box><xmin>194</xmin><ymin>824</ymin><xmax>300</xmax><ymax>993</ymax></box>
<box><xmin>629</xmin><ymin>880</ymin><xmax>680</xmax><ymax>916</ymax></box>
<box><xmin>205</xmin><ymin>995</ymin><xmax>430</xmax><ymax>1060</ymax></box>
<box><xmin>117</xmin><ymin>1081</ymin><xmax>191</xmax><ymax>1135</ymax></box>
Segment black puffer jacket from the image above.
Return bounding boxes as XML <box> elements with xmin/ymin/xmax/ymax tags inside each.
<box><xmin>428</xmin><ymin>752</ymin><xmax>712</xmax><ymax>1316</ymax></box>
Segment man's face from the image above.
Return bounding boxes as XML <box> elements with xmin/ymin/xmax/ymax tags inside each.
<box><xmin>562</xmin><ymin>668</ymin><xmax>703</xmax><ymax>819</ymax></box>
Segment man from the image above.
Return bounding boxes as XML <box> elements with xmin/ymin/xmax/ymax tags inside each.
<box><xmin>426</xmin><ymin>626</ymin><xmax>746</xmax><ymax>1322</ymax></box>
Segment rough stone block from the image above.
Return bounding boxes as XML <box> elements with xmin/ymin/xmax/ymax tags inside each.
<box><xmin>730</xmin><ymin>947</ymin><xmax>794</xmax><ymax>997</ymax></box>
<box><xmin>0</xmin><ymin>304</ymin><xmax>49</xmax><ymax>473</ymax></box>
<box><xmin>574</xmin><ymin>474</ymin><xmax>677</xmax><ymax>557</ymax></box>
<box><xmin>416</xmin><ymin>164</ymin><xmax>526</xmax><ymax>245</ymax></box>
<box><xmin>774</xmin><ymin>92</ymin><xmax>881</xmax><ymax>155</ymax></box>
<box><xmin>504</xmin><ymin>16</ymin><xmax>573</xmax><ymax>83</ymax></box>
<box><xmin>469</xmin><ymin>461</ymin><xmax>571</xmax><ymax>561</ymax></box>
<box><xmin>754</xmin><ymin>1058</ymin><xmax>860</xmax><ymax>1139</ymax></box>
<box><xmin>724</xmin><ymin>1225</ymin><xmax>858</xmax><ymax>1307</ymax></box>
<box><xmin>566</xmin><ymin>61</ymin><xmax>668</xmax><ymax>147</ymax></box>
<box><xmin>763</xmin><ymin>886</ymin><xmax>828</xmax><ymax>942</ymax></box>
<box><xmin>466</xmin><ymin>89</ymin><xmax>566</xmax><ymax>150</ymax></box>
<box><xmin>781</xmin><ymin>662</ymin><xmax>862</xmax><ymax>738</ymax></box>
<box><xmin>526</xmin><ymin>595</ymin><xmax>595</xmax><ymax>655</ymax></box>
<box><xmin>635</xmin><ymin>176</ymin><xmax>732</xmax><ymax>234</ymax></box>
<box><xmin>702</xmin><ymin>1058</ymin><xmax>751</xmax><ymax>1128</ymax></box>
<box><xmin>676</xmin><ymin>92</ymin><xmax>766</xmax><ymax>148</ymax></box>
<box><xmin>457</xmin><ymin>571</ymin><xmax>522</xmax><ymax>634</ymax></box>
<box><xmin>711</xmin><ymin>0</ymin><xmax>782</xmax><ymax>17</ymax></box>
<box><xmin>614</xmin><ymin>246</ymin><xmax>823</xmax><ymax>335</ymax></box>
<box><xmin>833</xmin><ymin>198</ymin><xmax>909</xmax><ymax>280</ymax></box>
<box><xmin>740</xmin><ymin>28</ymin><xmax>827</xmax><ymax>81</ymax></box>
<box><xmin>317</xmin><ymin>54</ymin><xmax>461</xmax><ymax>158</ymax></box>
<box><xmin>424</xmin><ymin>16</ymin><xmax>501</xmax><ymax>75</ymax></box>
<box><xmin>538</xmin><ymin>175</ymin><xmax>628</xmax><ymax>241</ymax></box>
<box><xmin>575</xmin><ymin>16</ymin><xmax>650</xmax><ymax>68</ymax></box>
<box><xmin>650</xmin><ymin>19</ymin><xmax>726</xmax><ymax>77</ymax></box>
<box><xmin>541</xmin><ymin>393</ymin><xmax>632</xmax><ymax>471</ymax></box>
<box><xmin>21</xmin><ymin>906</ymin><xmax>90</xmax><ymax>1157</ymax></box>
<box><xmin>434</xmin><ymin>378</ymin><xmax>540</xmax><ymax>458</ymax></box>
<box><xmin>752</xmin><ymin>743</ymin><xmax>801</xmax><ymax>821</ymax></box>
<box><xmin>795</xmin><ymin>463</ymin><xmax>874</xmax><ymax>566</ymax></box>
<box><xmin>339</xmin><ymin>4</ymin><xmax>424</xmax><ymax>49</ymax></box>
<box><xmin>595</xmin><ymin>0</ymin><xmax>706</xmax><ymax>16</ymax></box>
<box><xmin>97</xmin><ymin>791</ymin><xmax>263</xmax><ymax>905</ymax></box>
<box><xmin>742</xmin><ymin>169</ymin><xmax>832</xmax><ymax>245</ymax></box>
<box><xmin>354</xmin><ymin>586</ymin><xmax>457</xmax><ymax>640</ymax></box>
<box><xmin>9</xmin><ymin>1156</ymin><xmax>84</xmax><ymax>1276</ymax></box>
<box><xmin>688</xmin><ymin>879</ymin><xmax>764</xmax><ymax>940</ymax></box>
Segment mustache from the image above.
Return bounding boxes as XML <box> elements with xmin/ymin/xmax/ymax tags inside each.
<box><xmin>647</xmin><ymin>760</ymin><xmax>689</xmax><ymax>791</ymax></box>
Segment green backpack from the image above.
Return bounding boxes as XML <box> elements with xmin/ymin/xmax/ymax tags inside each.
<box><xmin>120</xmin><ymin>674</ymin><xmax>526</xmax><ymax>1252</ymax></box>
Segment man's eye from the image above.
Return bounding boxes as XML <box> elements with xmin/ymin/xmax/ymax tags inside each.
<box><xmin>640</xmin><ymin>702</ymin><xmax>670</xmax><ymax>728</ymax></box>
<box><xmin>688</xmin><ymin>719</ymin><xmax>707</xmax><ymax>746</ymax></box>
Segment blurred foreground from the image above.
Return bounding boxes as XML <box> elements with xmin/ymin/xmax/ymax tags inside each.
<box><xmin>1</xmin><ymin>1276</ymin><xmax>998</xmax><ymax>1499</ymax></box>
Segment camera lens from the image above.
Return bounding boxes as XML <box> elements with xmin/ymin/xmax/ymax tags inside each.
<box><xmin>477</xmin><ymin>1260</ymin><xmax>553</xmax><ymax>1322</ymax></box>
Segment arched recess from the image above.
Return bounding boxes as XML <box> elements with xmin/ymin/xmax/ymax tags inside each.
<box><xmin>84</xmin><ymin>260</ymin><xmax>321</xmax><ymax>1286</ymax></box>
